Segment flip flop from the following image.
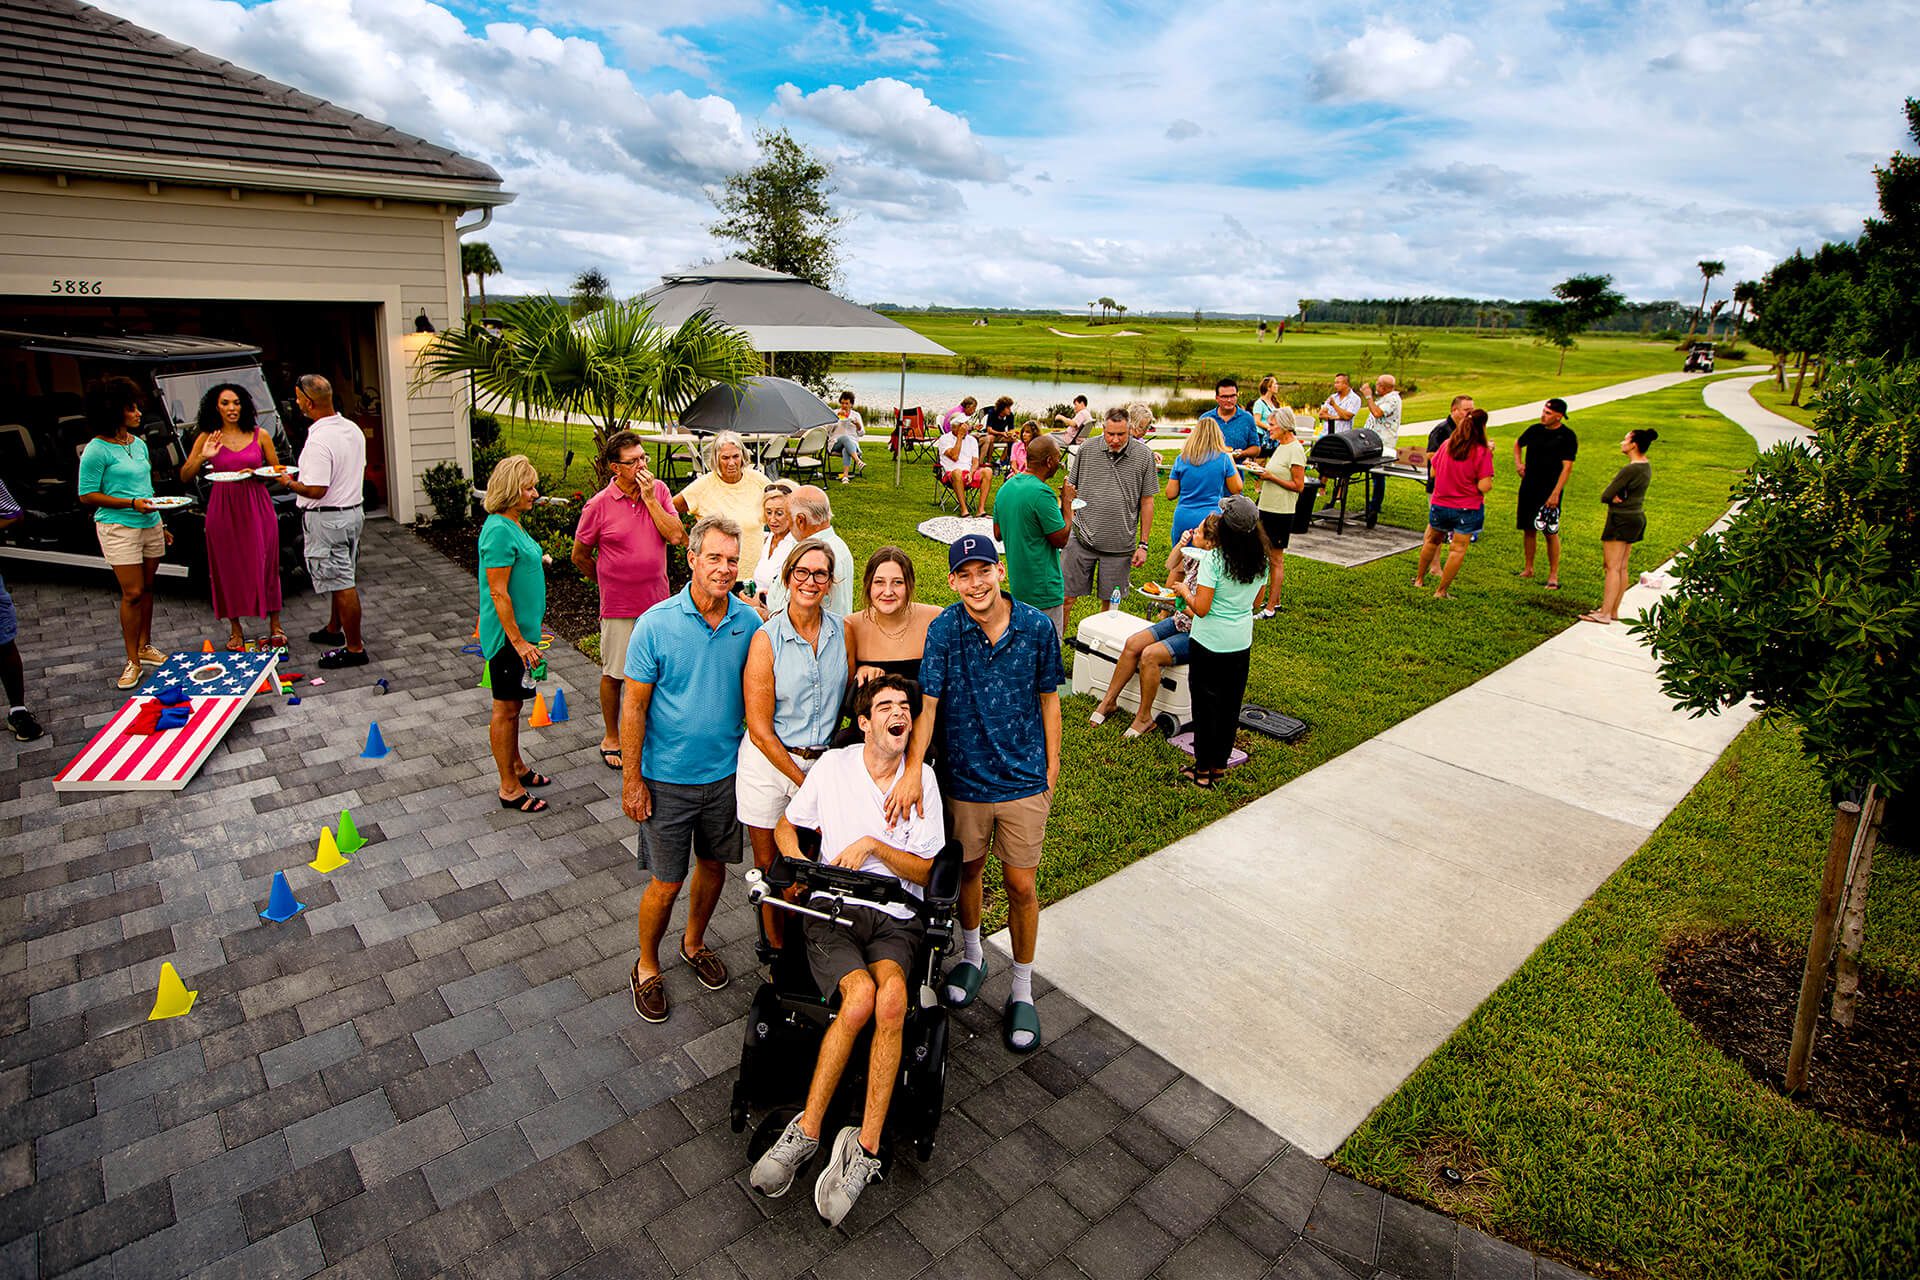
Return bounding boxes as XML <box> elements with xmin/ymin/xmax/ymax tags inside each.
<box><xmin>599</xmin><ymin>748</ymin><xmax>622</xmax><ymax>770</ymax></box>
<box><xmin>1002</xmin><ymin>997</ymin><xmax>1042</xmax><ymax>1054</ymax></box>
<box><xmin>944</xmin><ymin>960</ymin><xmax>986</xmax><ymax>1009</ymax></box>
<box><xmin>1543</xmin><ymin>581</ymin><xmax>1561</xmax><ymax>591</ymax></box>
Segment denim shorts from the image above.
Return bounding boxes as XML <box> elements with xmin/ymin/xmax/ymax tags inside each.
<box><xmin>1148</xmin><ymin>614</ymin><xmax>1191</xmax><ymax>663</ymax></box>
<box><xmin>1428</xmin><ymin>503</ymin><xmax>1485</xmax><ymax>539</ymax></box>
<box><xmin>0</xmin><ymin>572</ymin><xmax>15</xmax><ymax>646</ymax></box>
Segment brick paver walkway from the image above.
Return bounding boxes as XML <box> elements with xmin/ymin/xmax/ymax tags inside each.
<box><xmin>1</xmin><ymin>520</ymin><xmax>1590</xmax><ymax>1279</ymax></box>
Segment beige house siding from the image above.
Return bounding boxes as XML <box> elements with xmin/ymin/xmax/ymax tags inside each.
<box><xmin>0</xmin><ymin>171</ymin><xmax>473</xmax><ymax>522</ymax></box>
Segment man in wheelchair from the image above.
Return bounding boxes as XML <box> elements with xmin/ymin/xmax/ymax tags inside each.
<box><xmin>747</xmin><ymin>674</ymin><xmax>947</xmax><ymax>1225</ymax></box>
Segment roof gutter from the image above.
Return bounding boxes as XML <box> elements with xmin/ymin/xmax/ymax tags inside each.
<box><xmin>456</xmin><ymin>206</ymin><xmax>493</xmax><ymax>238</ymax></box>
<box><xmin>0</xmin><ymin>140</ymin><xmax>515</xmax><ymax>208</ymax></box>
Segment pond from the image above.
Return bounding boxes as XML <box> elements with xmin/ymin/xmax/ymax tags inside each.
<box><xmin>829</xmin><ymin>369</ymin><xmax>1207</xmax><ymax>419</ymax></box>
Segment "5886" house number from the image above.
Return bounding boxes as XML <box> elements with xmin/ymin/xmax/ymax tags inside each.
<box><xmin>50</xmin><ymin>279</ymin><xmax>104</xmax><ymax>294</ymax></box>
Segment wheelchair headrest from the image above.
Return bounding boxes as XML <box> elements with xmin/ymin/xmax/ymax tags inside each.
<box><xmin>924</xmin><ymin>840</ymin><xmax>964</xmax><ymax>908</ymax></box>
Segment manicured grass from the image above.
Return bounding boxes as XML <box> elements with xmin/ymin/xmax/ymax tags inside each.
<box><xmin>501</xmin><ymin>380</ymin><xmax>1756</xmax><ymax>929</ymax></box>
<box><xmin>1748</xmin><ymin>375</ymin><xmax>1820</xmax><ymax>430</ymax></box>
<box><xmin>841</xmin><ymin>316</ymin><xmax>1707</xmax><ymax>421</ymax></box>
<box><xmin>1335</xmin><ymin>721</ymin><xmax>1920</xmax><ymax>1280</ymax></box>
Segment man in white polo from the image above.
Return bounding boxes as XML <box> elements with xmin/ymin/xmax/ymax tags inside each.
<box><xmin>283</xmin><ymin>375</ymin><xmax>368</xmax><ymax>668</ymax></box>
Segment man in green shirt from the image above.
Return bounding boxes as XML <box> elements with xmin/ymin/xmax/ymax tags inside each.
<box><xmin>992</xmin><ymin>435</ymin><xmax>1071</xmax><ymax>638</ymax></box>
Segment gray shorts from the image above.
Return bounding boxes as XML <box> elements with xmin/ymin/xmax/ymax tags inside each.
<box><xmin>1063</xmin><ymin>537</ymin><xmax>1132</xmax><ymax>602</ymax></box>
<box><xmin>805</xmin><ymin>903</ymin><xmax>923</xmax><ymax>997</ymax></box>
<box><xmin>637</xmin><ymin>774</ymin><xmax>744</xmax><ymax>884</ymax></box>
<box><xmin>303</xmin><ymin>507</ymin><xmax>363</xmax><ymax>593</ymax></box>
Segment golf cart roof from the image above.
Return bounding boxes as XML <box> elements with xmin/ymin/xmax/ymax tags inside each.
<box><xmin>0</xmin><ymin>330</ymin><xmax>263</xmax><ymax>363</ymax></box>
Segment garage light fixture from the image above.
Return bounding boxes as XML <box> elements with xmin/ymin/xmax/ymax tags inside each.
<box><xmin>414</xmin><ymin>311</ymin><xmax>436</xmax><ymax>334</ymax></box>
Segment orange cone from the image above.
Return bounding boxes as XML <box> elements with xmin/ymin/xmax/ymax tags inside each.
<box><xmin>202</xmin><ymin>640</ymin><xmax>214</xmax><ymax>654</ymax></box>
<box><xmin>529</xmin><ymin>693</ymin><xmax>552</xmax><ymax>728</ymax></box>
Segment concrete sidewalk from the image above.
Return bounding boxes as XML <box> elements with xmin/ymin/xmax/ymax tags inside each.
<box><xmin>1017</xmin><ymin>372</ymin><xmax>1810</xmax><ymax>1158</ymax></box>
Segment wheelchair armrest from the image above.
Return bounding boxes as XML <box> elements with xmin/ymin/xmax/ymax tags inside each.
<box><xmin>923</xmin><ymin>840</ymin><xmax>964</xmax><ymax>912</ymax></box>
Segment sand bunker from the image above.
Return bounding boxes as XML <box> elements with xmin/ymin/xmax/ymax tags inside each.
<box><xmin>1048</xmin><ymin>327</ymin><xmax>1144</xmax><ymax>339</ymax></box>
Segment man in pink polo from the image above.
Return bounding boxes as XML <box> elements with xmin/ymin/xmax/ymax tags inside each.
<box><xmin>572</xmin><ymin>430</ymin><xmax>686</xmax><ymax>770</ymax></box>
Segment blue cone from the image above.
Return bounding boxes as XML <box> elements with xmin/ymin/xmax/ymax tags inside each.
<box><xmin>360</xmin><ymin>722</ymin><xmax>388</xmax><ymax>759</ymax></box>
<box><xmin>259</xmin><ymin>870</ymin><xmax>306</xmax><ymax>922</ymax></box>
<box><xmin>548</xmin><ymin>687</ymin><xmax>569</xmax><ymax>723</ymax></box>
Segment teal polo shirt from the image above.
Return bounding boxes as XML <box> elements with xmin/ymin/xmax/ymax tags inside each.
<box><xmin>624</xmin><ymin>585</ymin><xmax>758</xmax><ymax>784</ymax></box>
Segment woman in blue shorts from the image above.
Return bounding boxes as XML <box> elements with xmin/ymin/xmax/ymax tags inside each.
<box><xmin>1089</xmin><ymin>515</ymin><xmax>1216</xmax><ymax>738</ymax></box>
<box><xmin>1414</xmin><ymin>408</ymin><xmax>1494</xmax><ymax>599</ymax></box>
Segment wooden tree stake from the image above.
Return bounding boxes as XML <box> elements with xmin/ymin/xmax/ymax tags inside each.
<box><xmin>1786</xmin><ymin>800</ymin><xmax>1862</xmax><ymax>1093</ymax></box>
<box><xmin>1832</xmin><ymin>788</ymin><xmax>1886</xmax><ymax>1030</ymax></box>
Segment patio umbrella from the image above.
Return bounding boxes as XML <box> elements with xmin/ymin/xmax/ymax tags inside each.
<box><xmin>678</xmin><ymin>375</ymin><xmax>837</xmax><ymax>435</ymax></box>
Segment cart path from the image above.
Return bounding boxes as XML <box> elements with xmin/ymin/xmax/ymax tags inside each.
<box><xmin>1006</xmin><ymin>371</ymin><xmax>1807</xmax><ymax>1159</ymax></box>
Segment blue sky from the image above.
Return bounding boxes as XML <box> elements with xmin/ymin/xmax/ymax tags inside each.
<box><xmin>114</xmin><ymin>0</ymin><xmax>1918</xmax><ymax>311</ymax></box>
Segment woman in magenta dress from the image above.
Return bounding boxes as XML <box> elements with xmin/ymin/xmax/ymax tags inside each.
<box><xmin>180</xmin><ymin>384</ymin><xmax>286</xmax><ymax>649</ymax></box>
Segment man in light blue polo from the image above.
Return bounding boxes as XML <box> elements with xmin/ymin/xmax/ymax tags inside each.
<box><xmin>621</xmin><ymin>515</ymin><xmax>759</xmax><ymax>1023</ymax></box>
<box><xmin>885</xmin><ymin>533</ymin><xmax>1063</xmax><ymax>1054</ymax></box>
<box><xmin>1201</xmin><ymin>376</ymin><xmax>1264</xmax><ymax>461</ymax></box>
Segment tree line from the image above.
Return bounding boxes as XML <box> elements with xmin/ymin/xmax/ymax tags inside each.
<box><xmin>1293</xmin><ymin>296</ymin><xmax>1692</xmax><ymax>333</ymax></box>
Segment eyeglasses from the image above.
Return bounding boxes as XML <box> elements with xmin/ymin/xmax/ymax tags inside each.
<box><xmin>791</xmin><ymin>568</ymin><xmax>833</xmax><ymax>584</ymax></box>
<box><xmin>613</xmin><ymin>457</ymin><xmax>645</xmax><ymax>468</ymax></box>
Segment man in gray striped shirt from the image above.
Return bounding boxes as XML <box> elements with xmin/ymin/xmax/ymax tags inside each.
<box><xmin>1060</xmin><ymin>408</ymin><xmax>1157</xmax><ymax>617</ymax></box>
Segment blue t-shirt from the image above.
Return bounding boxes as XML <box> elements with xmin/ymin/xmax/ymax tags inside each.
<box><xmin>919</xmin><ymin>597</ymin><xmax>1064</xmax><ymax>804</ymax></box>
<box><xmin>1202</xmin><ymin>408</ymin><xmax>1261</xmax><ymax>455</ymax></box>
<box><xmin>1170</xmin><ymin>452</ymin><xmax>1237</xmax><ymax>524</ymax></box>
<box><xmin>624</xmin><ymin>585</ymin><xmax>759</xmax><ymax>784</ymax></box>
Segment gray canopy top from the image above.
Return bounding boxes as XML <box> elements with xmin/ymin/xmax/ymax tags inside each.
<box><xmin>640</xmin><ymin>260</ymin><xmax>953</xmax><ymax>357</ymax></box>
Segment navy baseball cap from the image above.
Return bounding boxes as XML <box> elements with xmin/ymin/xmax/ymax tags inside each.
<box><xmin>948</xmin><ymin>533</ymin><xmax>999</xmax><ymax>570</ymax></box>
<box><xmin>1544</xmin><ymin>397</ymin><xmax>1569</xmax><ymax>414</ymax></box>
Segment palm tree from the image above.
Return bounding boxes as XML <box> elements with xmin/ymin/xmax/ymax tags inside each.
<box><xmin>1730</xmin><ymin>280</ymin><xmax>1758</xmax><ymax>345</ymax></box>
<box><xmin>1683</xmin><ymin>259</ymin><xmax>1725</xmax><ymax>346</ymax></box>
<box><xmin>460</xmin><ymin>241</ymin><xmax>502</xmax><ymax>322</ymax></box>
<box><xmin>1096</xmin><ymin>296</ymin><xmax>1117</xmax><ymax>322</ymax></box>
<box><xmin>1297</xmin><ymin>299</ymin><xmax>1314</xmax><ymax>325</ymax></box>
<box><xmin>413</xmin><ymin>296</ymin><xmax>758</xmax><ymax>482</ymax></box>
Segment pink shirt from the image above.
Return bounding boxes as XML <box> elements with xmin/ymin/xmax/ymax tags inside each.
<box><xmin>294</xmin><ymin>414</ymin><xmax>366</xmax><ymax>509</ymax></box>
<box><xmin>574</xmin><ymin>478</ymin><xmax>675</xmax><ymax>618</ymax></box>
<box><xmin>1430</xmin><ymin>442</ymin><xmax>1494</xmax><ymax>510</ymax></box>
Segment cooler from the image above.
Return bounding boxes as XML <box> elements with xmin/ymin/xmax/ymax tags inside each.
<box><xmin>1067</xmin><ymin>609</ymin><xmax>1194</xmax><ymax>734</ymax></box>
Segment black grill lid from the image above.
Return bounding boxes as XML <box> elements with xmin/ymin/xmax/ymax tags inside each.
<box><xmin>1309</xmin><ymin>427</ymin><xmax>1384</xmax><ymax>466</ymax></box>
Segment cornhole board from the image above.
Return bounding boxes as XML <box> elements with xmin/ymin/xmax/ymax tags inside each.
<box><xmin>55</xmin><ymin>651</ymin><xmax>279</xmax><ymax>791</ymax></box>
<box><xmin>1239</xmin><ymin>703</ymin><xmax>1308</xmax><ymax>742</ymax></box>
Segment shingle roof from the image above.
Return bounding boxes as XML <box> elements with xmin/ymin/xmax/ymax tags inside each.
<box><xmin>0</xmin><ymin>0</ymin><xmax>503</xmax><ymax>192</ymax></box>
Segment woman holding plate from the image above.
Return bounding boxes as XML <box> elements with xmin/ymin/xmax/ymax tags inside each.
<box><xmin>78</xmin><ymin>376</ymin><xmax>171</xmax><ymax>689</ymax></box>
<box><xmin>181</xmin><ymin>383</ymin><xmax>286</xmax><ymax>650</ymax></box>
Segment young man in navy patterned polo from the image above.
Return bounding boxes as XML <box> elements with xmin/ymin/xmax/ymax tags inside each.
<box><xmin>885</xmin><ymin>534</ymin><xmax>1062</xmax><ymax>1052</ymax></box>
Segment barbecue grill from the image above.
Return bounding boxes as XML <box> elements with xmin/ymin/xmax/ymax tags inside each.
<box><xmin>1307</xmin><ymin>427</ymin><xmax>1386</xmax><ymax>533</ymax></box>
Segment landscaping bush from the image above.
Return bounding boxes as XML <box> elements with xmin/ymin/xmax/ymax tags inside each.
<box><xmin>470</xmin><ymin>411</ymin><xmax>501</xmax><ymax>448</ymax></box>
<box><xmin>472</xmin><ymin>441</ymin><xmax>508</xmax><ymax>489</ymax></box>
<box><xmin>421</xmin><ymin>461</ymin><xmax>471</xmax><ymax>526</ymax></box>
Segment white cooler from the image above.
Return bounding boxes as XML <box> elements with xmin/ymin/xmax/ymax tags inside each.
<box><xmin>1068</xmin><ymin>609</ymin><xmax>1193</xmax><ymax>733</ymax></box>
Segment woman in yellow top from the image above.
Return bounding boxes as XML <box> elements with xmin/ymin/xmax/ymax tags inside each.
<box><xmin>1251</xmin><ymin>406</ymin><xmax>1307</xmax><ymax>619</ymax></box>
<box><xmin>673</xmin><ymin>430</ymin><xmax>770</xmax><ymax>579</ymax></box>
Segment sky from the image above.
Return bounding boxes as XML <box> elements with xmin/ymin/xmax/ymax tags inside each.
<box><xmin>111</xmin><ymin>0</ymin><xmax>1920</xmax><ymax>312</ymax></box>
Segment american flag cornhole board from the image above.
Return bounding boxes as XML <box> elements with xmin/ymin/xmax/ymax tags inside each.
<box><xmin>55</xmin><ymin>651</ymin><xmax>279</xmax><ymax>791</ymax></box>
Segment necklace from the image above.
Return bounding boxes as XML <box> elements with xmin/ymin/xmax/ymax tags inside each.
<box><xmin>865</xmin><ymin>607</ymin><xmax>913</xmax><ymax>642</ymax></box>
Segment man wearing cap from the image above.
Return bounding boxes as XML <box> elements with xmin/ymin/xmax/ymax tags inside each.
<box><xmin>886</xmin><ymin>534</ymin><xmax>1063</xmax><ymax>1054</ymax></box>
<box><xmin>1513</xmin><ymin>398</ymin><xmax>1578</xmax><ymax>589</ymax></box>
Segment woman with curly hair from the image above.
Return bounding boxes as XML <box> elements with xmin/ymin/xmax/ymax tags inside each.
<box><xmin>180</xmin><ymin>383</ymin><xmax>285</xmax><ymax>649</ymax></box>
<box><xmin>1171</xmin><ymin>495</ymin><xmax>1268</xmax><ymax>788</ymax></box>
<box><xmin>1414</xmin><ymin>407</ymin><xmax>1495</xmax><ymax>599</ymax></box>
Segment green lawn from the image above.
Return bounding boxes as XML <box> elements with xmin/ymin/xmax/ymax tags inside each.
<box><xmin>498</xmin><ymin>379</ymin><xmax>1756</xmax><ymax>927</ymax></box>
<box><xmin>1335</xmin><ymin>720</ymin><xmax>1920</xmax><ymax>1280</ymax></box>
<box><xmin>1748</xmin><ymin>375</ymin><xmax>1820</xmax><ymax>430</ymax></box>
<box><xmin>838</xmin><ymin>316</ymin><xmax>1712</xmax><ymax>422</ymax></box>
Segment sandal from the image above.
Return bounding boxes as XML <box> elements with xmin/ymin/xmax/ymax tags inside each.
<box><xmin>1088</xmin><ymin>708</ymin><xmax>1109</xmax><ymax>726</ymax></box>
<box><xmin>1178</xmin><ymin>764</ymin><xmax>1217</xmax><ymax>789</ymax></box>
<box><xmin>1123</xmin><ymin>721</ymin><xmax>1152</xmax><ymax>739</ymax></box>
<box><xmin>226</xmin><ymin>639</ymin><xmax>247</xmax><ymax>653</ymax></box>
<box><xmin>498</xmin><ymin>791</ymin><xmax>548</xmax><ymax>812</ymax></box>
<box><xmin>1002</xmin><ymin>997</ymin><xmax>1042</xmax><ymax>1055</ymax></box>
<box><xmin>599</xmin><ymin>748</ymin><xmax>622</xmax><ymax>770</ymax></box>
<box><xmin>1543</xmin><ymin>581</ymin><xmax>1561</xmax><ymax>591</ymax></box>
<box><xmin>267</xmin><ymin>632</ymin><xmax>291</xmax><ymax>648</ymax></box>
<box><xmin>943</xmin><ymin>960</ymin><xmax>986</xmax><ymax>1009</ymax></box>
<box><xmin>517</xmin><ymin>770</ymin><xmax>553</xmax><ymax>789</ymax></box>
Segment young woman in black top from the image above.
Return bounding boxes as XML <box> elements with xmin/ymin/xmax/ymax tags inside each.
<box><xmin>1582</xmin><ymin>428</ymin><xmax>1657</xmax><ymax>624</ymax></box>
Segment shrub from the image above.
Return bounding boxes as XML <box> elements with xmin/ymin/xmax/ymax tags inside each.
<box><xmin>522</xmin><ymin>492</ymin><xmax>583</xmax><ymax>544</ymax></box>
<box><xmin>473</xmin><ymin>441</ymin><xmax>508</xmax><ymax>490</ymax></box>
<box><xmin>470</xmin><ymin>412</ymin><xmax>501</xmax><ymax>448</ymax></box>
<box><xmin>537</xmin><ymin>531</ymin><xmax>576</xmax><ymax>575</ymax></box>
<box><xmin>421</xmin><ymin>461</ymin><xmax>471</xmax><ymax>526</ymax></box>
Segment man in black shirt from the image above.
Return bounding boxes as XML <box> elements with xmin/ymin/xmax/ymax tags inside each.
<box><xmin>1513</xmin><ymin>397</ymin><xmax>1578</xmax><ymax>589</ymax></box>
<box><xmin>1424</xmin><ymin>395</ymin><xmax>1475</xmax><ymax>494</ymax></box>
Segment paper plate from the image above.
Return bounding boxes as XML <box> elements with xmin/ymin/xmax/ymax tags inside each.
<box><xmin>145</xmin><ymin>495</ymin><xmax>193</xmax><ymax>511</ymax></box>
<box><xmin>252</xmin><ymin>466</ymin><xmax>297</xmax><ymax>479</ymax></box>
<box><xmin>1071</xmin><ymin>498</ymin><xmax>1087</xmax><ymax>511</ymax></box>
<box><xmin>206</xmin><ymin>470</ymin><xmax>252</xmax><ymax>482</ymax></box>
<box><xmin>1180</xmin><ymin>545</ymin><xmax>1205</xmax><ymax>562</ymax></box>
<box><xmin>1136</xmin><ymin>585</ymin><xmax>1176</xmax><ymax>603</ymax></box>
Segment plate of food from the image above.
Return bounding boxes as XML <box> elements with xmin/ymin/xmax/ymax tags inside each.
<box><xmin>252</xmin><ymin>465</ymin><xmax>297</xmax><ymax>479</ymax></box>
<box><xmin>206</xmin><ymin>470</ymin><xmax>253</xmax><ymax>482</ymax></box>
<box><xmin>1180</xmin><ymin>545</ymin><xmax>1206</xmax><ymax>563</ymax></box>
<box><xmin>1137</xmin><ymin>581</ymin><xmax>1177</xmax><ymax>603</ymax></box>
<box><xmin>144</xmin><ymin>495</ymin><xmax>194</xmax><ymax>511</ymax></box>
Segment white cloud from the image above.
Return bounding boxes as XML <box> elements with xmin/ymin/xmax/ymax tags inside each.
<box><xmin>1311</xmin><ymin>21</ymin><xmax>1474</xmax><ymax>101</ymax></box>
<box><xmin>1165</xmin><ymin>119</ymin><xmax>1201</xmax><ymax>141</ymax></box>
<box><xmin>774</xmin><ymin>79</ymin><xmax>1008</xmax><ymax>181</ymax></box>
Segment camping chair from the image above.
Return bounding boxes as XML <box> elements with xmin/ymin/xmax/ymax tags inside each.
<box><xmin>756</xmin><ymin>432</ymin><xmax>793</xmax><ymax>481</ymax></box>
<box><xmin>779</xmin><ymin>425</ymin><xmax>830</xmax><ymax>483</ymax></box>
<box><xmin>893</xmin><ymin>407</ymin><xmax>932</xmax><ymax>463</ymax></box>
<box><xmin>931</xmin><ymin>453</ymin><xmax>959</xmax><ymax>512</ymax></box>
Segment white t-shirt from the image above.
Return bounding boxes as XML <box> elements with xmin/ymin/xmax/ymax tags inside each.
<box><xmin>784</xmin><ymin>745</ymin><xmax>945</xmax><ymax>920</ymax></box>
<box><xmin>295</xmin><ymin>413</ymin><xmax>366</xmax><ymax>509</ymax></box>
<box><xmin>936</xmin><ymin>432</ymin><xmax>979</xmax><ymax>476</ymax></box>
<box><xmin>758</xmin><ymin>530</ymin><xmax>796</xmax><ymax>610</ymax></box>
<box><xmin>831</xmin><ymin>410</ymin><xmax>863</xmax><ymax>442</ymax></box>
<box><xmin>1369</xmin><ymin>391</ymin><xmax>1403</xmax><ymax>451</ymax></box>
<box><xmin>1321</xmin><ymin>390</ymin><xmax>1362</xmax><ymax>430</ymax></box>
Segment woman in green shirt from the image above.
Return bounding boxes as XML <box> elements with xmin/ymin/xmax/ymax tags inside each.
<box><xmin>1171</xmin><ymin>495</ymin><xmax>1268</xmax><ymax>788</ymax></box>
<box><xmin>479</xmin><ymin>455</ymin><xmax>551</xmax><ymax>813</ymax></box>
<box><xmin>1582</xmin><ymin>428</ymin><xmax>1658</xmax><ymax>626</ymax></box>
<box><xmin>76</xmin><ymin>377</ymin><xmax>170</xmax><ymax>689</ymax></box>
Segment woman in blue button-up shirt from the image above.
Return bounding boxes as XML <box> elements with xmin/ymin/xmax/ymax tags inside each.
<box><xmin>739</xmin><ymin>537</ymin><xmax>854</xmax><ymax>950</ymax></box>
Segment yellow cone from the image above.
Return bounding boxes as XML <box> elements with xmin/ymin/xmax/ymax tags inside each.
<box><xmin>529</xmin><ymin>693</ymin><xmax>552</xmax><ymax>728</ymax></box>
<box><xmin>148</xmin><ymin>962</ymin><xmax>198</xmax><ymax>1021</ymax></box>
<box><xmin>309</xmin><ymin>826</ymin><xmax>349</xmax><ymax>873</ymax></box>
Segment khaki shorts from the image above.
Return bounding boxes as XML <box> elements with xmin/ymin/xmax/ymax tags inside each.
<box><xmin>951</xmin><ymin>791</ymin><xmax>1051</xmax><ymax>870</ymax></box>
<box><xmin>97</xmin><ymin>522</ymin><xmax>165</xmax><ymax>566</ymax></box>
<box><xmin>599</xmin><ymin>616</ymin><xmax>637</xmax><ymax>679</ymax></box>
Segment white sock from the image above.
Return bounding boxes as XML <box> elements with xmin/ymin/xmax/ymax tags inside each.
<box><xmin>945</xmin><ymin>929</ymin><xmax>985</xmax><ymax>1004</ymax></box>
<box><xmin>8</xmin><ymin>706</ymin><xmax>23</xmax><ymax>716</ymax></box>
<box><xmin>1008</xmin><ymin>962</ymin><xmax>1037</xmax><ymax>1049</ymax></box>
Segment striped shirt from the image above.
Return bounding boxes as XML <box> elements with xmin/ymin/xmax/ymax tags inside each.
<box><xmin>1067</xmin><ymin>438</ymin><xmax>1156</xmax><ymax>554</ymax></box>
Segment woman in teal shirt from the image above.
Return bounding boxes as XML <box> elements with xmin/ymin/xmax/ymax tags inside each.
<box><xmin>1171</xmin><ymin>495</ymin><xmax>1268</xmax><ymax>788</ymax></box>
<box><xmin>77</xmin><ymin>377</ymin><xmax>169</xmax><ymax>690</ymax></box>
<box><xmin>479</xmin><ymin>455</ymin><xmax>551</xmax><ymax>813</ymax></box>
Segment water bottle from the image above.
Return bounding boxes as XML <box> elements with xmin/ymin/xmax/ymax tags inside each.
<box><xmin>1109</xmin><ymin>587</ymin><xmax>1123</xmax><ymax>609</ymax></box>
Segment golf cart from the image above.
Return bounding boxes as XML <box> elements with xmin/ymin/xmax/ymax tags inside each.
<box><xmin>0</xmin><ymin>330</ymin><xmax>306</xmax><ymax>584</ymax></box>
<box><xmin>1683</xmin><ymin>341</ymin><xmax>1716</xmax><ymax>373</ymax></box>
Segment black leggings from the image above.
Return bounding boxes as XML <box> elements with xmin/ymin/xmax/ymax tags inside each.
<box><xmin>1188</xmin><ymin>639</ymin><xmax>1251</xmax><ymax>771</ymax></box>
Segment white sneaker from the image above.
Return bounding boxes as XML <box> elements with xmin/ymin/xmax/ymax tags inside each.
<box><xmin>814</xmin><ymin>1126</ymin><xmax>881</xmax><ymax>1227</ymax></box>
<box><xmin>1256</xmin><ymin>607</ymin><xmax>1277</xmax><ymax>620</ymax></box>
<box><xmin>749</xmin><ymin>1116</ymin><xmax>819</xmax><ymax>1198</ymax></box>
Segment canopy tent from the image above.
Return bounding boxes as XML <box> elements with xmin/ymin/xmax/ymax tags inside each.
<box><xmin>641</xmin><ymin>260</ymin><xmax>955</xmax><ymax>484</ymax></box>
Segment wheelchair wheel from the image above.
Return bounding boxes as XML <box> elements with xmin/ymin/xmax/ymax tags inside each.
<box><xmin>915</xmin><ymin>1135</ymin><xmax>935</xmax><ymax>1162</ymax></box>
<box><xmin>747</xmin><ymin>1105</ymin><xmax>803</xmax><ymax>1162</ymax></box>
<box><xmin>729</xmin><ymin>1101</ymin><xmax>747</xmax><ymax>1134</ymax></box>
